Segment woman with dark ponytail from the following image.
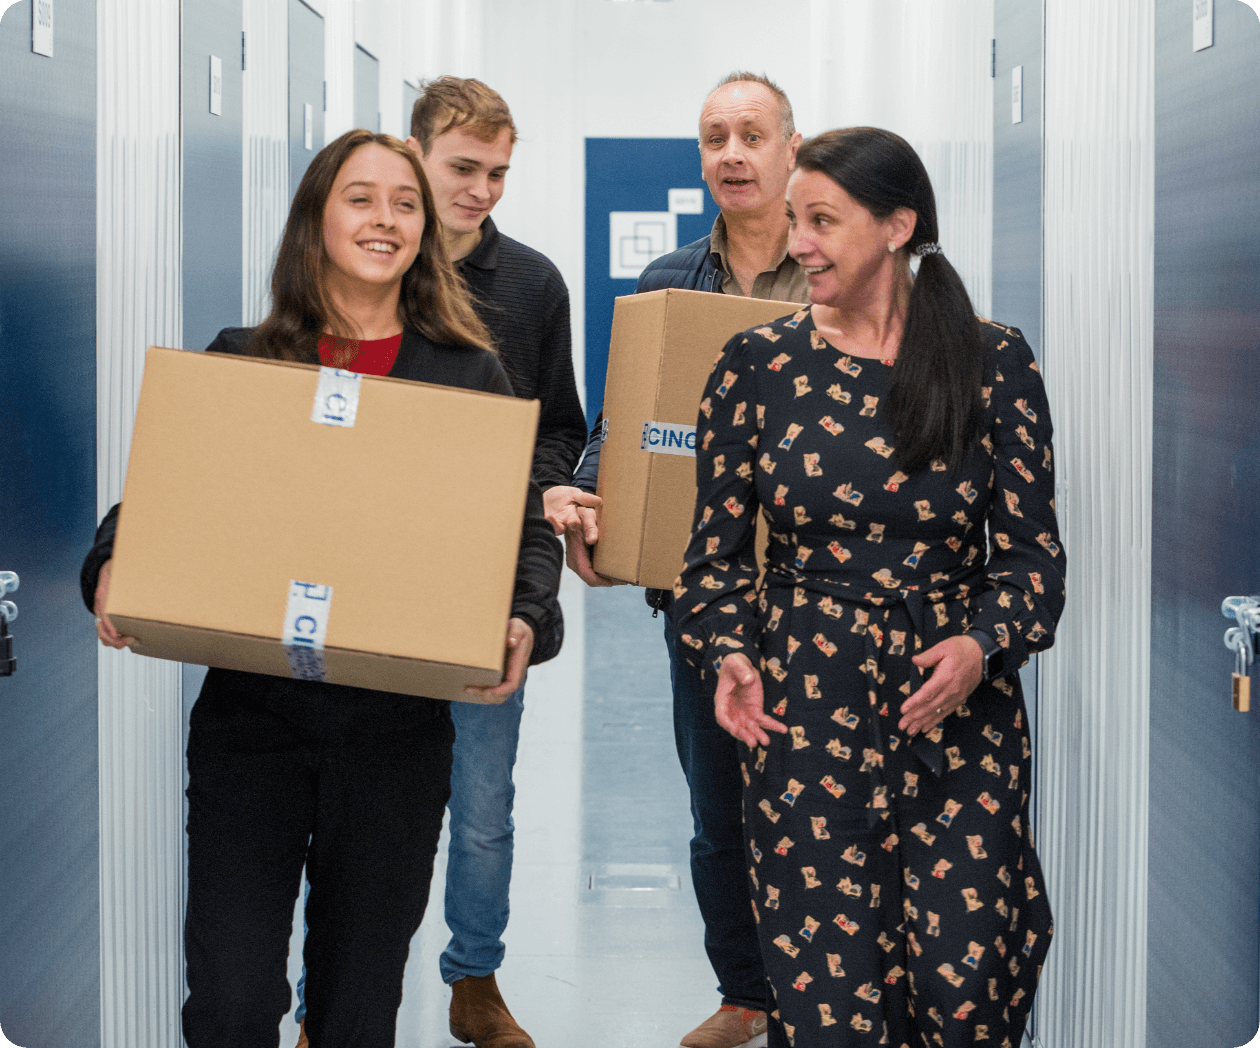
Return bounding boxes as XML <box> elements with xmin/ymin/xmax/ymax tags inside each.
<box><xmin>674</xmin><ymin>127</ymin><xmax>1063</xmax><ymax>1047</ymax></box>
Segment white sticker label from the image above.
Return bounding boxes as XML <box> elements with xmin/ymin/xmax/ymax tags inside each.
<box><xmin>668</xmin><ymin>188</ymin><xmax>705</xmax><ymax>215</ymax></box>
<box><xmin>312</xmin><ymin>367</ymin><xmax>361</xmax><ymax>427</ymax></box>
<box><xmin>641</xmin><ymin>420</ymin><xmax>696</xmax><ymax>456</ymax></box>
<box><xmin>1011</xmin><ymin>65</ymin><xmax>1023</xmax><ymax>124</ymax></box>
<box><xmin>1193</xmin><ymin>0</ymin><xmax>1213</xmax><ymax>51</ymax></box>
<box><xmin>209</xmin><ymin>55</ymin><xmax>222</xmax><ymax>116</ymax></box>
<box><xmin>304</xmin><ymin>102</ymin><xmax>313</xmax><ymax>150</ymax></box>
<box><xmin>282</xmin><ymin>581</ymin><xmax>331</xmax><ymax>681</ymax></box>
<box><xmin>32</xmin><ymin>0</ymin><xmax>53</xmax><ymax>56</ymax></box>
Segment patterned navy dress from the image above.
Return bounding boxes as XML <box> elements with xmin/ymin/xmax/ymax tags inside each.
<box><xmin>674</xmin><ymin>311</ymin><xmax>1065</xmax><ymax>1048</ymax></box>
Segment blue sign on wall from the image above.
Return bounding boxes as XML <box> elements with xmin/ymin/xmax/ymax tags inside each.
<box><xmin>583</xmin><ymin>138</ymin><xmax>720</xmax><ymax>429</ymax></box>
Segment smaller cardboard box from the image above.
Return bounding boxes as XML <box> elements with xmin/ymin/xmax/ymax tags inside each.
<box><xmin>593</xmin><ymin>289</ymin><xmax>803</xmax><ymax>589</ymax></box>
<box><xmin>106</xmin><ymin>346</ymin><xmax>539</xmax><ymax>703</ymax></box>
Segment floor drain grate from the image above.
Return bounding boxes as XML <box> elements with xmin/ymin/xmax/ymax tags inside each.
<box><xmin>582</xmin><ymin>863</ymin><xmax>686</xmax><ymax>903</ymax></box>
<box><xmin>587</xmin><ymin>871</ymin><xmax>681</xmax><ymax>891</ymax></box>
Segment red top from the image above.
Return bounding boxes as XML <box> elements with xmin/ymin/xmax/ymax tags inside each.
<box><xmin>317</xmin><ymin>332</ymin><xmax>403</xmax><ymax>376</ymax></box>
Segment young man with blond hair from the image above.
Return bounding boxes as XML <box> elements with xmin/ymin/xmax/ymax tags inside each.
<box><xmin>293</xmin><ymin>78</ymin><xmax>584</xmax><ymax>1048</ymax></box>
<box><xmin>408</xmin><ymin>76</ymin><xmax>586</xmax><ymax>1048</ymax></box>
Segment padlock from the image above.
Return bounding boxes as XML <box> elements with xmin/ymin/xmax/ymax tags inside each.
<box><xmin>1234</xmin><ymin>672</ymin><xmax>1251</xmax><ymax>713</ymax></box>
<box><xmin>0</xmin><ymin>612</ymin><xmax>13</xmax><ymax>677</ymax></box>
<box><xmin>1226</xmin><ymin>620</ymin><xmax>1256</xmax><ymax>713</ymax></box>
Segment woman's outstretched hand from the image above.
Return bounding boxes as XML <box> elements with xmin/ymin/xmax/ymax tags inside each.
<box><xmin>898</xmin><ymin>633</ymin><xmax>984</xmax><ymax>735</ymax></box>
<box><xmin>465</xmin><ymin>617</ymin><xmax>534</xmax><ymax>699</ymax></box>
<box><xmin>714</xmin><ymin>651</ymin><xmax>785</xmax><ymax>748</ymax></box>
<box><xmin>93</xmin><ymin>560</ymin><xmax>137</xmax><ymax>650</ymax></box>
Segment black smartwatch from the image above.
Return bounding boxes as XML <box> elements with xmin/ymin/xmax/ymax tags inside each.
<box><xmin>966</xmin><ymin>629</ymin><xmax>1007</xmax><ymax>681</ymax></box>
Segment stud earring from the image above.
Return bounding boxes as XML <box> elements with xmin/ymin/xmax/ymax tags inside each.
<box><xmin>888</xmin><ymin>241</ymin><xmax>897</xmax><ymax>253</ymax></box>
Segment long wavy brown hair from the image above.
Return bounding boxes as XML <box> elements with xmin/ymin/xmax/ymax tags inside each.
<box><xmin>247</xmin><ymin>129</ymin><xmax>491</xmax><ymax>362</ymax></box>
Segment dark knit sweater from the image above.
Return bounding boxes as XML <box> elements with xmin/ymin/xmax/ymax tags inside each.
<box><xmin>81</xmin><ymin>325</ymin><xmax>565</xmax><ymax>668</ymax></box>
<box><xmin>459</xmin><ymin>217</ymin><xmax>586</xmax><ymax>491</ymax></box>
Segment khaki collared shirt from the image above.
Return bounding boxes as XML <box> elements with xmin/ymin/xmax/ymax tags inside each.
<box><xmin>708</xmin><ymin>214</ymin><xmax>810</xmax><ymax>302</ymax></box>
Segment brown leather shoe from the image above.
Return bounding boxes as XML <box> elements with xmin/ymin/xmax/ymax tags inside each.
<box><xmin>294</xmin><ymin>1019</ymin><xmax>308</xmax><ymax>1048</ymax></box>
<box><xmin>449</xmin><ymin>973</ymin><xmax>536</xmax><ymax>1048</ymax></box>
<box><xmin>679</xmin><ymin>1005</ymin><xmax>768</xmax><ymax>1048</ymax></box>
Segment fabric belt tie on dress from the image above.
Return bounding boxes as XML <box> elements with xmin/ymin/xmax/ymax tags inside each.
<box><xmin>762</xmin><ymin>566</ymin><xmax>982</xmax><ymax>825</ymax></box>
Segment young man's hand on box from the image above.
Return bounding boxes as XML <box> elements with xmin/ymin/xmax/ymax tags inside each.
<box><xmin>93</xmin><ymin>560</ymin><xmax>138</xmax><ymax>651</ymax></box>
<box><xmin>542</xmin><ymin>485</ymin><xmax>623</xmax><ymax>588</ymax></box>
<box><xmin>542</xmin><ymin>484</ymin><xmax>600</xmax><ymax>538</ymax></box>
<box><xmin>465</xmin><ymin>617</ymin><xmax>534</xmax><ymax>699</ymax></box>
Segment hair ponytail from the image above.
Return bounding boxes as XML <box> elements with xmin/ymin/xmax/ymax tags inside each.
<box><xmin>887</xmin><ymin>250</ymin><xmax>983</xmax><ymax>473</ymax></box>
<box><xmin>795</xmin><ymin>128</ymin><xmax>984</xmax><ymax>474</ymax></box>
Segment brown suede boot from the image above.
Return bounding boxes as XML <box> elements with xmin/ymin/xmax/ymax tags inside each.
<box><xmin>449</xmin><ymin>973</ymin><xmax>536</xmax><ymax>1048</ymax></box>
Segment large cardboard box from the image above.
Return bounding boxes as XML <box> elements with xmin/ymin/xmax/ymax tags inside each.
<box><xmin>593</xmin><ymin>289</ymin><xmax>803</xmax><ymax>589</ymax></box>
<box><xmin>107</xmin><ymin>346</ymin><xmax>539</xmax><ymax>703</ymax></box>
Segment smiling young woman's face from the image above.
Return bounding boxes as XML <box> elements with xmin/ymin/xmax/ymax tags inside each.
<box><xmin>322</xmin><ymin>143</ymin><xmax>425</xmax><ymax>295</ymax></box>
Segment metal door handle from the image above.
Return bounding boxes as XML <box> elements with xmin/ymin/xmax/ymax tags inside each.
<box><xmin>0</xmin><ymin>570</ymin><xmax>16</xmax><ymax>677</ymax></box>
<box><xmin>1222</xmin><ymin>596</ymin><xmax>1260</xmax><ymax>658</ymax></box>
<box><xmin>1222</xmin><ymin>596</ymin><xmax>1259</xmax><ymax>711</ymax></box>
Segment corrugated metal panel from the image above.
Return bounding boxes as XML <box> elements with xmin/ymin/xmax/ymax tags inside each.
<box><xmin>96</xmin><ymin>0</ymin><xmax>184</xmax><ymax>1044</ymax></box>
<box><xmin>902</xmin><ymin>0</ymin><xmax>994</xmax><ymax>319</ymax></box>
<box><xmin>819</xmin><ymin>0</ymin><xmax>994</xmax><ymax>317</ymax></box>
<box><xmin>1035</xmin><ymin>2</ymin><xmax>1154</xmax><ymax>1046</ymax></box>
<box><xmin>243</xmin><ymin>0</ymin><xmax>289</xmax><ymax>323</ymax></box>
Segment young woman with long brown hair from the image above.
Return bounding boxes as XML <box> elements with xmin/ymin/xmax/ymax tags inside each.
<box><xmin>82</xmin><ymin>129</ymin><xmax>563</xmax><ymax>1048</ymax></box>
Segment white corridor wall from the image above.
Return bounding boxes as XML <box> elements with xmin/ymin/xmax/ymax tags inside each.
<box><xmin>1036</xmin><ymin>2</ymin><xmax>1155</xmax><ymax>1046</ymax></box>
<box><xmin>96</xmin><ymin>0</ymin><xmax>184</xmax><ymax>1043</ymax></box>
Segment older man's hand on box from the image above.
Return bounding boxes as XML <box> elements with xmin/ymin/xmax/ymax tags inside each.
<box><xmin>465</xmin><ymin>617</ymin><xmax>534</xmax><ymax>699</ymax></box>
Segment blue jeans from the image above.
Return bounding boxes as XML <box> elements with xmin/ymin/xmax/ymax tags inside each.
<box><xmin>663</xmin><ymin>608</ymin><xmax>768</xmax><ymax>1012</ymax></box>
<box><xmin>440</xmin><ymin>685</ymin><xmax>526</xmax><ymax>984</ymax></box>
<box><xmin>296</xmin><ymin>686</ymin><xmax>525</xmax><ymax>1020</ymax></box>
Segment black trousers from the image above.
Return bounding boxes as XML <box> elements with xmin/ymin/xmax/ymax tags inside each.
<box><xmin>181</xmin><ymin>669</ymin><xmax>454</xmax><ymax>1048</ymax></box>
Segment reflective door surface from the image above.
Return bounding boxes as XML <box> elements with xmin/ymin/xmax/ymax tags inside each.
<box><xmin>0</xmin><ymin>2</ymin><xmax>100</xmax><ymax>1044</ymax></box>
<box><xmin>1150</xmin><ymin>3</ymin><xmax>1260</xmax><ymax>1044</ymax></box>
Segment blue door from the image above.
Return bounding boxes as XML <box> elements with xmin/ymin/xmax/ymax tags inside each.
<box><xmin>1149</xmin><ymin>3</ymin><xmax>1260</xmax><ymax>1044</ymax></box>
<box><xmin>180</xmin><ymin>0</ymin><xmax>244</xmax><ymax>725</ymax></box>
<box><xmin>583</xmin><ymin>138</ymin><xmax>720</xmax><ymax>427</ymax></box>
<box><xmin>0</xmin><ymin>1</ymin><xmax>101</xmax><ymax>1044</ymax></box>
<box><xmin>354</xmin><ymin>43</ymin><xmax>379</xmax><ymax>133</ymax></box>
<box><xmin>289</xmin><ymin>0</ymin><xmax>325</xmax><ymax>197</ymax></box>
<box><xmin>183</xmin><ymin>0</ymin><xmax>243</xmax><ymax>356</ymax></box>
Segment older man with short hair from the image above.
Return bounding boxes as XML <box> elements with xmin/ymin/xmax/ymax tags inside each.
<box><xmin>555</xmin><ymin>72</ymin><xmax>807</xmax><ymax>1048</ymax></box>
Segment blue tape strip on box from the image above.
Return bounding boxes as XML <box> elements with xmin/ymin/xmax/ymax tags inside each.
<box><xmin>640</xmin><ymin>420</ymin><xmax>696</xmax><ymax>457</ymax></box>
<box><xmin>282</xmin><ymin>580</ymin><xmax>332</xmax><ymax>681</ymax></box>
<box><xmin>312</xmin><ymin>367</ymin><xmax>361</xmax><ymax>427</ymax></box>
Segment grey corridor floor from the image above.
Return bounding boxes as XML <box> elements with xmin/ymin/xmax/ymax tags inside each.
<box><xmin>279</xmin><ymin>573</ymin><xmax>719</xmax><ymax>1047</ymax></box>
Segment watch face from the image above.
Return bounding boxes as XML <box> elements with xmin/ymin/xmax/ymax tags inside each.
<box><xmin>985</xmin><ymin>647</ymin><xmax>1005</xmax><ymax>680</ymax></box>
